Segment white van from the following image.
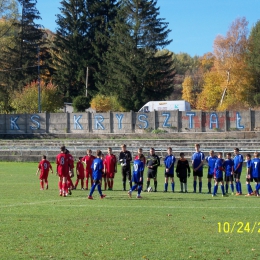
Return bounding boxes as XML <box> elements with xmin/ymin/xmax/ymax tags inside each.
<box><xmin>138</xmin><ymin>100</ymin><xmax>191</xmax><ymax>112</ymax></box>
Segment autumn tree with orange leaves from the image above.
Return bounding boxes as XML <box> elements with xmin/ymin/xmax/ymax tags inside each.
<box><xmin>182</xmin><ymin>76</ymin><xmax>197</xmax><ymax>108</ymax></box>
<box><xmin>90</xmin><ymin>94</ymin><xmax>126</xmax><ymax>112</ymax></box>
<box><xmin>196</xmin><ymin>71</ymin><xmax>224</xmax><ymax>110</ymax></box>
<box><xmin>11</xmin><ymin>81</ymin><xmax>63</xmax><ymax>113</ymax></box>
<box><xmin>213</xmin><ymin>17</ymin><xmax>254</xmax><ymax>110</ymax></box>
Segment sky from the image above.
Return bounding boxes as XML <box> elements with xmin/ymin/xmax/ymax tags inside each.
<box><xmin>36</xmin><ymin>0</ymin><xmax>260</xmax><ymax>57</ymax></box>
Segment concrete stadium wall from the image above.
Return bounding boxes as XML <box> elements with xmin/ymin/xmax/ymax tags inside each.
<box><xmin>0</xmin><ymin>109</ymin><xmax>257</xmax><ymax>135</ymax></box>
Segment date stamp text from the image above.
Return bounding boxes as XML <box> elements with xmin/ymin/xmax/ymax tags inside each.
<box><xmin>218</xmin><ymin>222</ymin><xmax>260</xmax><ymax>233</ymax></box>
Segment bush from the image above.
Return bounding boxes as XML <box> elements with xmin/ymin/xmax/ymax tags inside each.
<box><xmin>11</xmin><ymin>81</ymin><xmax>63</xmax><ymax>113</ymax></box>
<box><xmin>72</xmin><ymin>96</ymin><xmax>91</xmax><ymax>112</ymax></box>
<box><xmin>90</xmin><ymin>94</ymin><xmax>126</xmax><ymax>112</ymax></box>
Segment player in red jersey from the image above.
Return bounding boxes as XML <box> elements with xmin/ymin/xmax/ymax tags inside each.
<box><xmin>75</xmin><ymin>157</ymin><xmax>85</xmax><ymax>190</ymax></box>
<box><xmin>82</xmin><ymin>149</ymin><xmax>95</xmax><ymax>190</ymax></box>
<box><xmin>104</xmin><ymin>147</ymin><xmax>117</xmax><ymax>190</ymax></box>
<box><xmin>56</xmin><ymin>146</ymin><xmax>73</xmax><ymax>197</ymax></box>
<box><xmin>66</xmin><ymin>149</ymin><xmax>75</xmax><ymax>194</ymax></box>
<box><xmin>36</xmin><ymin>155</ymin><xmax>53</xmax><ymax>190</ymax></box>
<box><xmin>101</xmin><ymin>153</ymin><xmax>107</xmax><ymax>190</ymax></box>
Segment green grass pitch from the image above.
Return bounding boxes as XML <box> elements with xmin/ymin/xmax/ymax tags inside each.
<box><xmin>0</xmin><ymin>162</ymin><xmax>259</xmax><ymax>260</ymax></box>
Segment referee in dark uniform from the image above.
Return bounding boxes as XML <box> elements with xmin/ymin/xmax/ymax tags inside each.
<box><xmin>119</xmin><ymin>144</ymin><xmax>132</xmax><ymax>191</ymax></box>
<box><xmin>145</xmin><ymin>148</ymin><xmax>160</xmax><ymax>192</ymax></box>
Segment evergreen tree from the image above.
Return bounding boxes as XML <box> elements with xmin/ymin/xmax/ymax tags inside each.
<box><xmin>247</xmin><ymin>20</ymin><xmax>260</xmax><ymax>105</ymax></box>
<box><xmin>52</xmin><ymin>0</ymin><xmax>92</xmax><ymax>102</ymax></box>
<box><xmin>0</xmin><ymin>0</ymin><xmax>45</xmax><ymax>112</ymax></box>
<box><xmin>52</xmin><ymin>0</ymin><xmax>118</xmax><ymax>103</ymax></box>
<box><xmin>88</xmin><ymin>0</ymin><xmax>118</xmax><ymax>90</ymax></box>
<box><xmin>100</xmin><ymin>0</ymin><xmax>175</xmax><ymax>111</ymax></box>
<box><xmin>0</xmin><ymin>0</ymin><xmax>44</xmax><ymax>91</ymax></box>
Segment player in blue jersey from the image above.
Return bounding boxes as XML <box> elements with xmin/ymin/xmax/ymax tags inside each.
<box><xmin>191</xmin><ymin>144</ymin><xmax>205</xmax><ymax>193</ymax></box>
<box><xmin>233</xmin><ymin>148</ymin><xmax>243</xmax><ymax>195</ymax></box>
<box><xmin>212</xmin><ymin>152</ymin><xmax>227</xmax><ymax>197</ymax></box>
<box><xmin>245</xmin><ymin>154</ymin><xmax>254</xmax><ymax>196</ymax></box>
<box><xmin>128</xmin><ymin>154</ymin><xmax>144</xmax><ymax>199</ymax></box>
<box><xmin>223</xmin><ymin>153</ymin><xmax>234</xmax><ymax>194</ymax></box>
<box><xmin>250</xmin><ymin>152</ymin><xmax>260</xmax><ymax>197</ymax></box>
<box><xmin>205</xmin><ymin>150</ymin><xmax>217</xmax><ymax>194</ymax></box>
<box><xmin>163</xmin><ymin>147</ymin><xmax>176</xmax><ymax>192</ymax></box>
<box><xmin>88</xmin><ymin>150</ymin><xmax>106</xmax><ymax>199</ymax></box>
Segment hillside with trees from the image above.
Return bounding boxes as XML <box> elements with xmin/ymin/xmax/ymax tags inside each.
<box><xmin>0</xmin><ymin>1</ymin><xmax>260</xmax><ymax>113</ymax></box>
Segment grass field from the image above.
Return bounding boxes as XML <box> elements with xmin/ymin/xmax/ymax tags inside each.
<box><xmin>1</xmin><ymin>162</ymin><xmax>260</xmax><ymax>260</ymax></box>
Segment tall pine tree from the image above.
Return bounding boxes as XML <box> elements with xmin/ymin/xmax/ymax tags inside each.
<box><xmin>247</xmin><ymin>20</ymin><xmax>260</xmax><ymax>106</ymax></box>
<box><xmin>52</xmin><ymin>0</ymin><xmax>118</xmax><ymax>103</ymax></box>
<box><xmin>99</xmin><ymin>0</ymin><xmax>175</xmax><ymax>111</ymax></box>
<box><xmin>52</xmin><ymin>0</ymin><xmax>89</xmax><ymax>102</ymax></box>
<box><xmin>88</xmin><ymin>0</ymin><xmax>118</xmax><ymax>91</ymax></box>
<box><xmin>0</xmin><ymin>0</ymin><xmax>45</xmax><ymax>113</ymax></box>
<box><xmin>0</xmin><ymin>0</ymin><xmax>44</xmax><ymax>91</ymax></box>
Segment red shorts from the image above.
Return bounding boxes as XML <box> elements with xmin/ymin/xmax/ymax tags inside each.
<box><xmin>58</xmin><ymin>171</ymin><xmax>69</xmax><ymax>178</ymax></box>
<box><xmin>39</xmin><ymin>173</ymin><xmax>48</xmax><ymax>180</ymax></box>
<box><xmin>106</xmin><ymin>172</ymin><xmax>115</xmax><ymax>179</ymax></box>
<box><xmin>102</xmin><ymin>173</ymin><xmax>106</xmax><ymax>178</ymax></box>
<box><xmin>77</xmin><ymin>174</ymin><xmax>84</xmax><ymax>179</ymax></box>
<box><xmin>86</xmin><ymin>171</ymin><xmax>92</xmax><ymax>178</ymax></box>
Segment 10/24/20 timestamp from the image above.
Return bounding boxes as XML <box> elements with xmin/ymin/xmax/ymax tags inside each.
<box><xmin>218</xmin><ymin>222</ymin><xmax>260</xmax><ymax>233</ymax></box>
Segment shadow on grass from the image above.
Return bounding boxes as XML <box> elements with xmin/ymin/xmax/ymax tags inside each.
<box><xmin>98</xmin><ymin>196</ymin><xmax>218</xmax><ymax>201</ymax></box>
<box><xmin>71</xmin><ymin>189</ymin><xmax>225</xmax><ymax>201</ymax></box>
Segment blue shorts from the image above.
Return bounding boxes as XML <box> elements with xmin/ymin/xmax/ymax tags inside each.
<box><xmin>132</xmin><ymin>174</ymin><xmax>142</xmax><ymax>184</ymax></box>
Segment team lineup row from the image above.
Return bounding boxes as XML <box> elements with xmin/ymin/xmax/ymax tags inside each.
<box><xmin>36</xmin><ymin>144</ymin><xmax>259</xmax><ymax>199</ymax></box>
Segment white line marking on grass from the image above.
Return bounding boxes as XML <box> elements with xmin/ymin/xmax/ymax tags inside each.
<box><xmin>0</xmin><ymin>198</ymin><xmax>83</xmax><ymax>208</ymax></box>
<box><xmin>0</xmin><ymin>197</ymin><xmax>259</xmax><ymax>210</ymax></box>
<box><xmin>55</xmin><ymin>205</ymin><xmax>260</xmax><ymax>209</ymax></box>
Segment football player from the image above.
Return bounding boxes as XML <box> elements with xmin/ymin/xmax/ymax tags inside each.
<box><xmin>128</xmin><ymin>154</ymin><xmax>144</xmax><ymax>199</ymax></box>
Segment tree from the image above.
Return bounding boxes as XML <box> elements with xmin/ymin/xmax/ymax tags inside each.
<box><xmin>72</xmin><ymin>96</ymin><xmax>91</xmax><ymax>112</ymax></box>
<box><xmin>182</xmin><ymin>76</ymin><xmax>196</xmax><ymax>108</ymax></box>
<box><xmin>0</xmin><ymin>0</ymin><xmax>19</xmax><ymax>39</ymax></box>
<box><xmin>88</xmin><ymin>0</ymin><xmax>118</xmax><ymax>90</ymax></box>
<box><xmin>90</xmin><ymin>93</ymin><xmax>126</xmax><ymax>112</ymax></box>
<box><xmin>198</xmin><ymin>52</ymin><xmax>215</xmax><ymax>72</ymax></box>
<box><xmin>172</xmin><ymin>52</ymin><xmax>199</xmax><ymax>75</ymax></box>
<box><xmin>0</xmin><ymin>0</ymin><xmax>45</xmax><ymax>112</ymax></box>
<box><xmin>247</xmin><ymin>20</ymin><xmax>260</xmax><ymax>106</ymax></box>
<box><xmin>100</xmin><ymin>0</ymin><xmax>175</xmax><ymax>111</ymax></box>
<box><xmin>1</xmin><ymin>0</ymin><xmax>44</xmax><ymax>88</ymax></box>
<box><xmin>213</xmin><ymin>17</ymin><xmax>253</xmax><ymax>110</ymax></box>
<box><xmin>196</xmin><ymin>71</ymin><xmax>224</xmax><ymax>110</ymax></box>
<box><xmin>52</xmin><ymin>0</ymin><xmax>91</xmax><ymax>103</ymax></box>
<box><xmin>0</xmin><ymin>18</ymin><xmax>18</xmax><ymax>113</ymax></box>
<box><xmin>11</xmin><ymin>81</ymin><xmax>63</xmax><ymax>113</ymax></box>
<box><xmin>170</xmin><ymin>52</ymin><xmax>203</xmax><ymax>101</ymax></box>
<box><xmin>53</xmin><ymin>0</ymin><xmax>118</xmax><ymax>103</ymax></box>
